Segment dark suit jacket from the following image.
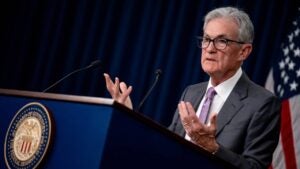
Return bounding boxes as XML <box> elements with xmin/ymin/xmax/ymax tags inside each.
<box><xmin>169</xmin><ymin>73</ymin><xmax>281</xmax><ymax>169</ymax></box>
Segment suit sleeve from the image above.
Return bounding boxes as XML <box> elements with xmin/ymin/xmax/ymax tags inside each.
<box><xmin>168</xmin><ymin>86</ymin><xmax>189</xmax><ymax>133</ymax></box>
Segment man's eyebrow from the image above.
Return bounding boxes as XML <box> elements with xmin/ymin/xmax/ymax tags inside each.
<box><xmin>203</xmin><ymin>34</ymin><xmax>228</xmax><ymax>39</ymax></box>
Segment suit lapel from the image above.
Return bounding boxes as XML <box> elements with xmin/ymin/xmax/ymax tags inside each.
<box><xmin>190</xmin><ymin>83</ymin><xmax>207</xmax><ymax>110</ymax></box>
<box><xmin>216</xmin><ymin>73</ymin><xmax>249</xmax><ymax>136</ymax></box>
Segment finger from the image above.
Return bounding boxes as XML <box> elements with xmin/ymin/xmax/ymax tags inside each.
<box><xmin>186</xmin><ymin>102</ymin><xmax>197</xmax><ymax>118</ymax></box>
<box><xmin>185</xmin><ymin>102</ymin><xmax>203</xmax><ymax>129</ymax></box>
<box><xmin>179</xmin><ymin>102</ymin><xmax>196</xmax><ymax>133</ymax></box>
<box><xmin>178</xmin><ymin>101</ymin><xmax>189</xmax><ymax>117</ymax></box>
<box><xmin>178</xmin><ymin>102</ymin><xmax>189</xmax><ymax>125</ymax></box>
<box><xmin>120</xmin><ymin>82</ymin><xmax>132</xmax><ymax>96</ymax></box>
<box><xmin>113</xmin><ymin>77</ymin><xmax>120</xmax><ymax>98</ymax></box>
<box><xmin>123</xmin><ymin>85</ymin><xmax>132</xmax><ymax>96</ymax></box>
<box><xmin>119</xmin><ymin>82</ymin><xmax>132</xmax><ymax>103</ymax></box>
<box><xmin>104</xmin><ymin>73</ymin><xmax>117</xmax><ymax>97</ymax></box>
<box><xmin>209</xmin><ymin>114</ymin><xmax>218</xmax><ymax>132</ymax></box>
<box><xmin>119</xmin><ymin>82</ymin><xmax>128</xmax><ymax>93</ymax></box>
<box><xmin>114</xmin><ymin>77</ymin><xmax>120</xmax><ymax>89</ymax></box>
<box><xmin>103</xmin><ymin>73</ymin><xmax>114</xmax><ymax>88</ymax></box>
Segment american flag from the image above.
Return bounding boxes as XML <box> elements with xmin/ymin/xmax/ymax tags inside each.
<box><xmin>265</xmin><ymin>7</ymin><xmax>300</xmax><ymax>169</ymax></box>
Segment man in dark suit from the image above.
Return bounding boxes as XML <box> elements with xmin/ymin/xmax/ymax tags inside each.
<box><xmin>104</xmin><ymin>6</ymin><xmax>280</xmax><ymax>169</ymax></box>
<box><xmin>169</xmin><ymin>74</ymin><xmax>280</xmax><ymax>169</ymax></box>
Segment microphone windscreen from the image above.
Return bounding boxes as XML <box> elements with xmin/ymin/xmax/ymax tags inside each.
<box><xmin>155</xmin><ymin>69</ymin><xmax>162</xmax><ymax>76</ymax></box>
<box><xmin>89</xmin><ymin>60</ymin><xmax>102</xmax><ymax>68</ymax></box>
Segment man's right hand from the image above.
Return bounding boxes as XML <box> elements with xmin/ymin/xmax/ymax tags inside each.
<box><xmin>103</xmin><ymin>73</ymin><xmax>133</xmax><ymax>109</ymax></box>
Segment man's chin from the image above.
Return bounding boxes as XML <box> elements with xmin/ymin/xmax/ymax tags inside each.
<box><xmin>203</xmin><ymin>69</ymin><xmax>216</xmax><ymax>75</ymax></box>
<box><xmin>203</xmin><ymin>70</ymin><xmax>223</xmax><ymax>79</ymax></box>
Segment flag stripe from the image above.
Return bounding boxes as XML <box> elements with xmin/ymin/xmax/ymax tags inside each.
<box><xmin>290</xmin><ymin>95</ymin><xmax>300</xmax><ymax>169</ymax></box>
<box><xmin>281</xmin><ymin>100</ymin><xmax>297</xmax><ymax>169</ymax></box>
<box><xmin>271</xmin><ymin>136</ymin><xmax>286</xmax><ymax>169</ymax></box>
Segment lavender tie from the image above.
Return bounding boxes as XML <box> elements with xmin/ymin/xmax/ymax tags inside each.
<box><xmin>199</xmin><ymin>87</ymin><xmax>216</xmax><ymax>124</ymax></box>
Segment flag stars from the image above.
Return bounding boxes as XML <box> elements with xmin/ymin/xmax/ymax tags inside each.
<box><xmin>294</xmin><ymin>47</ymin><xmax>300</xmax><ymax>57</ymax></box>
<box><xmin>288</xmin><ymin>61</ymin><xmax>295</xmax><ymax>70</ymax></box>
<box><xmin>288</xmin><ymin>33</ymin><xmax>294</xmax><ymax>42</ymax></box>
<box><xmin>284</xmin><ymin>76</ymin><xmax>289</xmax><ymax>84</ymax></box>
<box><xmin>280</xmin><ymin>90</ymin><xmax>284</xmax><ymax>97</ymax></box>
<box><xmin>279</xmin><ymin>88</ymin><xmax>284</xmax><ymax>97</ymax></box>
<box><xmin>295</xmin><ymin>28</ymin><xmax>300</xmax><ymax>36</ymax></box>
<box><xmin>283</xmin><ymin>46</ymin><xmax>289</xmax><ymax>56</ymax></box>
<box><xmin>285</xmin><ymin>57</ymin><xmax>290</xmax><ymax>64</ymax></box>
<box><xmin>281</xmin><ymin>70</ymin><xmax>286</xmax><ymax>78</ymax></box>
<box><xmin>289</xmin><ymin>43</ymin><xmax>295</xmax><ymax>50</ymax></box>
<box><xmin>277</xmin><ymin>84</ymin><xmax>282</xmax><ymax>92</ymax></box>
<box><xmin>293</xmin><ymin>20</ymin><xmax>297</xmax><ymax>26</ymax></box>
<box><xmin>276</xmin><ymin>85</ymin><xmax>284</xmax><ymax>97</ymax></box>
<box><xmin>275</xmin><ymin>15</ymin><xmax>300</xmax><ymax>99</ymax></box>
<box><xmin>290</xmin><ymin>81</ymin><xmax>298</xmax><ymax>91</ymax></box>
<box><xmin>297</xmin><ymin>68</ymin><xmax>300</xmax><ymax>77</ymax></box>
<box><xmin>279</xmin><ymin>60</ymin><xmax>285</xmax><ymax>69</ymax></box>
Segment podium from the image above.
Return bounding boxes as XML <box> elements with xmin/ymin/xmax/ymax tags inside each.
<box><xmin>0</xmin><ymin>89</ymin><xmax>234</xmax><ymax>169</ymax></box>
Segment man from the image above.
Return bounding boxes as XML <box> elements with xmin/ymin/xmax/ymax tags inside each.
<box><xmin>104</xmin><ymin>7</ymin><xmax>280</xmax><ymax>169</ymax></box>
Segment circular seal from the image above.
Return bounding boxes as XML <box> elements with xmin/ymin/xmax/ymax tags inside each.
<box><xmin>4</xmin><ymin>102</ymin><xmax>53</xmax><ymax>169</ymax></box>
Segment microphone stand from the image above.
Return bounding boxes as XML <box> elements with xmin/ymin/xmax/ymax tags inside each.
<box><xmin>136</xmin><ymin>69</ymin><xmax>162</xmax><ymax>112</ymax></box>
<box><xmin>42</xmin><ymin>60</ymin><xmax>101</xmax><ymax>93</ymax></box>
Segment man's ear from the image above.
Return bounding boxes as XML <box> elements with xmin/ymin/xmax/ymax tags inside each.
<box><xmin>239</xmin><ymin>44</ymin><xmax>252</xmax><ymax>61</ymax></box>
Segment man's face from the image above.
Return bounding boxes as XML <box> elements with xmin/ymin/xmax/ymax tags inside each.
<box><xmin>201</xmin><ymin>17</ymin><xmax>250</xmax><ymax>80</ymax></box>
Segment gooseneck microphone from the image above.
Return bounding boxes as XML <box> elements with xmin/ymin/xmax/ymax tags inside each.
<box><xmin>42</xmin><ymin>60</ymin><xmax>102</xmax><ymax>93</ymax></box>
<box><xmin>136</xmin><ymin>69</ymin><xmax>162</xmax><ymax>112</ymax></box>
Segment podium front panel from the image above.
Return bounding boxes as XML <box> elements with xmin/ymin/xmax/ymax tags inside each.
<box><xmin>0</xmin><ymin>93</ymin><xmax>113</xmax><ymax>169</ymax></box>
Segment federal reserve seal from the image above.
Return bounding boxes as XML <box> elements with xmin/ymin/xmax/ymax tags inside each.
<box><xmin>4</xmin><ymin>102</ymin><xmax>53</xmax><ymax>169</ymax></box>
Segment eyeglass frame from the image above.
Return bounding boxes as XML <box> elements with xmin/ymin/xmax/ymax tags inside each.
<box><xmin>196</xmin><ymin>36</ymin><xmax>246</xmax><ymax>50</ymax></box>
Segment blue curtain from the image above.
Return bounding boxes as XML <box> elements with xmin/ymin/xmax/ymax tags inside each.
<box><xmin>0</xmin><ymin>0</ymin><xmax>299</xmax><ymax>126</ymax></box>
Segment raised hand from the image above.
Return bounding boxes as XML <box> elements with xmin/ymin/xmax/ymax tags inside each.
<box><xmin>178</xmin><ymin>101</ymin><xmax>219</xmax><ymax>153</ymax></box>
<box><xmin>103</xmin><ymin>73</ymin><xmax>133</xmax><ymax>109</ymax></box>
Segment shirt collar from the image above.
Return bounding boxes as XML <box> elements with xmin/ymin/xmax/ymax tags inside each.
<box><xmin>207</xmin><ymin>68</ymin><xmax>242</xmax><ymax>101</ymax></box>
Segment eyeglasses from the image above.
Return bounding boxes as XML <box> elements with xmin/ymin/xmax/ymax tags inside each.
<box><xmin>197</xmin><ymin>36</ymin><xmax>245</xmax><ymax>50</ymax></box>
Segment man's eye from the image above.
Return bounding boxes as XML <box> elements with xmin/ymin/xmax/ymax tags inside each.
<box><xmin>203</xmin><ymin>38</ymin><xmax>210</xmax><ymax>42</ymax></box>
<box><xmin>216</xmin><ymin>39</ymin><xmax>227</xmax><ymax>43</ymax></box>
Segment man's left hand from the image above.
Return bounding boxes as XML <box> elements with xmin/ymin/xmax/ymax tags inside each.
<box><xmin>178</xmin><ymin>101</ymin><xmax>219</xmax><ymax>153</ymax></box>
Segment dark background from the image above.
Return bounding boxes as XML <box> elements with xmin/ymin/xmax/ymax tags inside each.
<box><xmin>0</xmin><ymin>0</ymin><xmax>299</xmax><ymax>127</ymax></box>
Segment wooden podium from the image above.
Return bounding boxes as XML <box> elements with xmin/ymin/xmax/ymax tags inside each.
<box><xmin>0</xmin><ymin>89</ymin><xmax>234</xmax><ymax>169</ymax></box>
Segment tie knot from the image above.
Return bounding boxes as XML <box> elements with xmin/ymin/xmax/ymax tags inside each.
<box><xmin>206</xmin><ymin>87</ymin><xmax>216</xmax><ymax>100</ymax></box>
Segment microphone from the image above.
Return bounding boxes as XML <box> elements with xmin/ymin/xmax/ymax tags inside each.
<box><xmin>136</xmin><ymin>69</ymin><xmax>162</xmax><ymax>112</ymax></box>
<box><xmin>42</xmin><ymin>60</ymin><xmax>102</xmax><ymax>93</ymax></box>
